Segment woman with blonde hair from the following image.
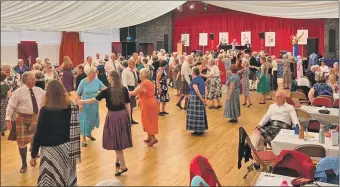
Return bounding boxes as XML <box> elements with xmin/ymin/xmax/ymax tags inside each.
<box><xmin>129</xmin><ymin>68</ymin><xmax>159</xmax><ymax>145</ymax></box>
<box><xmin>56</xmin><ymin>56</ymin><xmax>74</xmax><ymax>94</ymax></box>
<box><xmin>328</xmin><ymin>74</ymin><xmax>339</xmax><ymax>94</ymax></box>
<box><xmin>78</xmin><ymin>71</ymin><xmax>132</xmax><ymax>176</ymax></box>
<box><xmin>30</xmin><ymin>80</ymin><xmax>80</xmax><ymax>186</ymax></box>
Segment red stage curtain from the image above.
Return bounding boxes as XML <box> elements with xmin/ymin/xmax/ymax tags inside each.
<box><xmin>79</xmin><ymin>42</ymin><xmax>84</xmax><ymax>64</ymax></box>
<box><xmin>59</xmin><ymin>32</ymin><xmax>81</xmax><ymax>66</ymax></box>
<box><xmin>173</xmin><ymin>5</ymin><xmax>324</xmax><ymax>57</ymax></box>
<box><xmin>112</xmin><ymin>42</ymin><xmax>122</xmax><ymax>54</ymax></box>
<box><xmin>18</xmin><ymin>41</ymin><xmax>38</xmax><ymax>68</ymax></box>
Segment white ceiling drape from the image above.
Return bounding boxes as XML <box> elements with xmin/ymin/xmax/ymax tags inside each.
<box><xmin>1</xmin><ymin>1</ymin><xmax>185</xmax><ymax>31</ymax></box>
<box><xmin>205</xmin><ymin>1</ymin><xmax>338</xmax><ymax>19</ymax></box>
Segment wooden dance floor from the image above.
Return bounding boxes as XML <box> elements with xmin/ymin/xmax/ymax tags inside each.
<box><xmin>1</xmin><ymin>83</ymin><xmax>280</xmax><ymax>186</ymax></box>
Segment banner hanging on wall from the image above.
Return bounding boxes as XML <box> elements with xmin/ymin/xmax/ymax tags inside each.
<box><xmin>181</xmin><ymin>34</ymin><xmax>190</xmax><ymax>47</ymax></box>
<box><xmin>219</xmin><ymin>32</ymin><xmax>228</xmax><ymax>44</ymax></box>
<box><xmin>241</xmin><ymin>31</ymin><xmax>251</xmax><ymax>45</ymax></box>
<box><xmin>199</xmin><ymin>33</ymin><xmax>208</xmax><ymax>46</ymax></box>
<box><xmin>297</xmin><ymin>30</ymin><xmax>308</xmax><ymax>45</ymax></box>
<box><xmin>265</xmin><ymin>32</ymin><xmax>276</xmax><ymax>47</ymax></box>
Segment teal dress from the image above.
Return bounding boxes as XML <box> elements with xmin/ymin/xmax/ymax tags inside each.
<box><xmin>77</xmin><ymin>78</ymin><xmax>105</xmax><ymax>136</ymax></box>
<box><xmin>224</xmin><ymin>74</ymin><xmax>241</xmax><ymax>119</ymax></box>
<box><xmin>257</xmin><ymin>65</ymin><xmax>270</xmax><ymax>94</ymax></box>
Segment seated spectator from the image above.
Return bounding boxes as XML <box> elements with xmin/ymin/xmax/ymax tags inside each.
<box><xmin>291</xmin><ymin>76</ymin><xmax>298</xmax><ymax>92</ymax></box>
<box><xmin>306</xmin><ymin>65</ymin><xmax>317</xmax><ymax>87</ymax></box>
<box><xmin>14</xmin><ymin>59</ymin><xmax>30</xmax><ymax>75</ymax></box>
<box><xmin>251</xmin><ymin>90</ymin><xmax>300</xmax><ymax>151</ymax></box>
<box><xmin>328</xmin><ymin>74</ymin><xmax>338</xmax><ymax>94</ymax></box>
<box><xmin>331</xmin><ymin>62</ymin><xmax>339</xmax><ymax>79</ymax></box>
<box><xmin>297</xmin><ymin>76</ymin><xmax>311</xmax><ymax>88</ymax></box>
<box><xmin>308</xmin><ymin>76</ymin><xmax>333</xmax><ymax>102</ymax></box>
<box><xmin>319</xmin><ymin>59</ymin><xmax>329</xmax><ymax>76</ymax></box>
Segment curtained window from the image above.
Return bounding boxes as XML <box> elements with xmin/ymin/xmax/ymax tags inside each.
<box><xmin>112</xmin><ymin>42</ymin><xmax>122</xmax><ymax>55</ymax></box>
<box><xmin>59</xmin><ymin>32</ymin><xmax>81</xmax><ymax>67</ymax></box>
<box><xmin>18</xmin><ymin>41</ymin><xmax>38</xmax><ymax>68</ymax></box>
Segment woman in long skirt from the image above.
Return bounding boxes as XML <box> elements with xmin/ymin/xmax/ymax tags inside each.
<box><xmin>78</xmin><ymin>71</ymin><xmax>132</xmax><ymax>176</ymax></box>
<box><xmin>205</xmin><ymin>59</ymin><xmax>222</xmax><ymax>109</ymax></box>
<box><xmin>186</xmin><ymin>67</ymin><xmax>208</xmax><ymax>136</ymax></box>
<box><xmin>224</xmin><ymin>65</ymin><xmax>241</xmax><ymax>123</ymax></box>
<box><xmin>30</xmin><ymin>80</ymin><xmax>80</xmax><ymax>186</ymax></box>
<box><xmin>257</xmin><ymin>57</ymin><xmax>270</xmax><ymax>104</ymax></box>
<box><xmin>129</xmin><ymin>68</ymin><xmax>159</xmax><ymax>146</ymax></box>
<box><xmin>0</xmin><ymin>72</ymin><xmax>11</xmax><ymax>136</ymax></box>
<box><xmin>155</xmin><ymin>60</ymin><xmax>170</xmax><ymax>116</ymax></box>
<box><xmin>172</xmin><ymin>58</ymin><xmax>181</xmax><ymax>96</ymax></box>
<box><xmin>76</xmin><ymin>66</ymin><xmax>106</xmax><ymax>147</ymax></box>
<box><xmin>282</xmin><ymin>54</ymin><xmax>292</xmax><ymax>89</ymax></box>
<box><xmin>57</xmin><ymin>56</ymin><xmax>74</xmax><ymax>94</ymax></box>
<box><xmin>239</xmin><ymin>60</ymin><xmax>252</xmax><ymax>107</ymax></box>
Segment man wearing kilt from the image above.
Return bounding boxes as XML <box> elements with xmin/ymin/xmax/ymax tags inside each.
<box><xmin>186</xmin><ymin>67</ymin><xmax>208</xmax><ymax>136</ymax></box>
<box><xmin>250</xmin><ymin>91</ymin><xmax>300</xmax><ymax>151</ymax></box>
<box><xmin>6</xmin><ymin>71</ymin><xmax>45</xmax><ymax>173</ymax></box>
<box><xmin>122</xmin><ymin>58</ymin><xmax>139</xmax><ymax>124</ymax></box>
<box><xmin>176</xmin><ymin>55</ymin><xmax>193</xmax><ymax>110</ymax></box>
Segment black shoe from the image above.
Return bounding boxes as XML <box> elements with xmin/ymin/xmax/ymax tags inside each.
<box><xmin>247</xmin><ymin>104</ymin><xmax>252</xmax><ymax>108</ymax></box>
<box><xmin>215</xmin><ymin>105</ymin><xmax>222</xmax><ymax>109</ymax></box>
<box><xmin>162</xmin><ymin>111</ymin><xmax>169</xmax><ymax>115</ymax></box>
<box><xmin>87</xmin><ymin>135</ymin><xmax>96</xmax><ymax>141</ymax></box>
<box><xmin>82</xmin><ymin>142</ymin><xmax>88</xmax><ymax>147</ymax></box>
<box><xmin>20</xmin><ymin>166</ymin><xmax>27</xmax><ymax>173</ymax></box>
<box><xmin>115</xmin><ymin>168</ymin><xmax>128</xmax><ymax>176</ymax></box>
<box><xmin>254</xmin><ymin>163</ymin><xmax>260</xmax><ymax>170</ymax></box>
<box><xmin>131</xmin><ymin>120</ymin><xmax>138</xmax><ymax>125</ymax></box>
<box><xmin>115</xmin><ymin>162</ymin><xmax>120</xmax><ymax>168</ymax></box>
<box><xmin>242</xmin><ymin>103</ymin><xmax>247</xmax><ymax>106</ymax></box>
<box><xmin>191</xmin><ymin>131</ymin><xmax>204</xmax><ymax>136</ymax></box>
<box><xmin>228</xmin><ymin>119</ymin><xmax>238</xmax><ymax>123</ymax></box>
<box><xmin>158</xmin><ymin>112</ymin><xmax>165</xmax><ymax>116</ymax></box>
<box><xmin>176</xmin><ymin>103</ymin><xmax>183</xmax><ymax>110</ymax></box>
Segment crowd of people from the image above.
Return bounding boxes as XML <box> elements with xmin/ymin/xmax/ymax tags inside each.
<box><xmin>0</xmin><ymin>48</ymin><xmax>339</xmax><ymax>186</ymax></box>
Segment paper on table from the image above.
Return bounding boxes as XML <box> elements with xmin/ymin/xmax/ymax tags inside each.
<box><xmin>256</xmin><ymin>176</ymin><xmax>288</xmax><ymax>186</ymax></box>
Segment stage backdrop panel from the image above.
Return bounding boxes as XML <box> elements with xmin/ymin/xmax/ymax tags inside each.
<box><xmin>241</xmin><ymin>31</ymin><xmax>251</xmax><ymax>45</ymax></box>
<box><xmin>219</xmin><ymin>32</ymin><xmax>228</xmax><ymax>44</ymax></box>
<box><xmin>181</xmin><ymin>34</ymin><xmax>190</xmax><ymax>47</ymax></box>
<box><xmin>199</xmin><ymin>33</ymin><xmax>208</xmax><ymax>46</ymax></box>
<box><xmin>297</xmin><ymin>30</ymin><xmax>308</xmax><ymax>45</ymax></box>
<box><xmin>265</xmin><ymin>32</ymin><xmax>276</xmax><ymax>47</ymax></box>
<box><xmin>172</xmin><ymin>3</ymin><xmax>324</xmax><ymax>56</ymax></box>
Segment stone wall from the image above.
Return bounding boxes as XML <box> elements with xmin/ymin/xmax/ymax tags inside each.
<box><xmin>135</xmin><ymin>12</ymin><xmax>172</xmax><ymax>53</ymax></box>
<box><xmin>324</xmin><ymin>18</ymin><xmax>339</xmax><ymax>58</ymax></box>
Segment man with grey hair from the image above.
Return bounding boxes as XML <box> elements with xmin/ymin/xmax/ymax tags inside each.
<box><xmin>121</xmin><ymin>58</ymin><xmax>139</xmax><ymax>124</ymax></box>
<box><xmin>176</xmin><ymin>55</ymin><xmax>193</xmax><ymax>109</ymax></box>
<box><xmin>6</xmin><ymin>71</ymin><xmax>45</xmax><ymax>173</ymax></box>
<box><xmin>306</xmin><ymin>65</ymin><xmax>317</xmax><ymax>86</ymax></box>
<box><xmin>105</xmin><ymin>53</ymin><xmax>124</xmax><ymax>76</ymax></box>
<box><xmin>14</xmin><ymin>59</ymin><xmax>30</xmax><ymax>75</ymax></box>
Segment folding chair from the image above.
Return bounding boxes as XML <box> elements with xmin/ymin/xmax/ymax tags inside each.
<box><xmin>307</xmin><ymin>119</ymin><xmax>321</xmax><ymax>133</ymax></box>
<box><xmin>239</xmin><ymin>127</ymin><xmax>276</xmax><ymax>179</ymax></box>
<box><xmin>294</xmin><ymin>144</ymin><xmax>326</xmax><ymax>164</ymax></box>
<box><xmin>312</xmin><ymin>97</ymin><xmax>332</xmax><ymax>108</ymax></box>
<box><xmin>291</xmin><ymin>92</ymin><xmax>310</xmax><ymax>105</ymax></box>
<box><xmin>318</xmin><ymin>95</ymin><xmax>334</xmax><ymax>105</ymax></box>
<box><xmin>286</xmin><ymin>97</ymin><xmax>301</xmax><ymax>108</ymax></box>
<box><xmin>333</xmin><ymin>99</ymin><xmax>339</xmax><ymax>108</ymax></box>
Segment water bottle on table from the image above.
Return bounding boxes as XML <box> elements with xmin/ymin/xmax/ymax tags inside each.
<box><xmin>294</xmin><ymin>124</ymin><xmax>299</xmax><ymax>135</ymax></box>
<box><xmin>319</xmin><ymin>125</ymin><xmax>325</xmax><ymax>144</ymax></box>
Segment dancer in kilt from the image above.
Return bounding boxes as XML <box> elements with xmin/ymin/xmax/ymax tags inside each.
<box><xmin>5</xmin><ymin>71</ymin><xmax>45</xmax><ymax>173</ymax></box>
<box><xmin>30</xmin><ymin>80</ymin><xmax>80</xmax><ymax>186</ymax></box>
<box><xmin>186</xmin><ymin>67</ymin><xmax>208</xmax><ymax>136</ymax></box>
<box><xmin>177</xmin><ymin>55</ymin><xmax>193</xmax><ymax>110</ymax></box>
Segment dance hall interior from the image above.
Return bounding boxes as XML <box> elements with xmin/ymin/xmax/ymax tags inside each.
<box><xmin>1</xmin><ymin>1</ymin><xmax>339</xmax><ymax>186</ymax></box>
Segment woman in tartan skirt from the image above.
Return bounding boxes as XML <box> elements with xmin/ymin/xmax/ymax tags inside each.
<box><xmin>186</xmin><ymin>67</ymin><xmax>208</xmax><ymax>136</ymax></box>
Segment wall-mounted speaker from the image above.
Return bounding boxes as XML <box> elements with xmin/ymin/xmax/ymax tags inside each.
<box><xmin>210</xmin><ymin>33</ymin><xmax>214</xmax><ymax>40</ymax></box>
<box><xmin>259</xmin><ymin>32</ymin><xmax>265</xmax><ymax>39</ymax></box>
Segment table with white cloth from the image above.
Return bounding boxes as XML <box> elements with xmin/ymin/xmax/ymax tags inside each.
<box><xmin>300</xmin><ymin>105</ymin><xmax>339</xmax><ymax>125</ymax></box>
<box><xmin>271</xmin><ymin>129</ymin><xmax>339</xmax><ymax>156</ymax></box>
<box><xmin>254</xmin><ymin>172</ymin><xmax>338</xmax><ymax>186</ymax></box>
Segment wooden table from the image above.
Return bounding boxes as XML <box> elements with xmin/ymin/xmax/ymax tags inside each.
<box><xmin>254</xmin><ymin>172</ymin><xmax>337</xmax><ymax>186</ymax></box>
<box><xmin>300</xmin><ymin>105</ymin><xmax>339</xmax><ymax>125</ymax></box>
<box><xmin>271</xmin><ymin>129</ymin><xmax>339</xmax><ymax>156</ymax></box>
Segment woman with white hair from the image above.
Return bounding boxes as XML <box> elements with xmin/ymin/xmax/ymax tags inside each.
<box><xmin>76</xmin><ymin>66</ymin><xmax>106</xmax><ymax>147</ymax></box>
<box><xmin>333</xmin><ymin>62</ymin><xmax>339</xmax><ymax>78</ymax></box>
<box><xmin>1</xmin><ymin>64</ymin><xmax>20</xmax><ymax>91</ymax></box>
<box><xmin>129</xmin><ymin>68</ymin><xmax>159</xmax><ymax>146</ymax></box>
<box><xmin>205</xmin><ymin>58</ymin><xmax>222</xmax><ymax>109</ymax></box>
<box><xmin>14</xmin><ymin>59</ymin><xmax>30</xmax><ymax>75</ymax></box>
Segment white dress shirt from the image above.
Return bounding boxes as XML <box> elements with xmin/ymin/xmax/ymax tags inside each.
<box><xmin>121</xmin><ymin>67</ymin><xmax>137</xmax><ymax>87</ymax></box>
<box><xmin>272</xmin><ymin>60</ymin><xmax>278</xmax><ymax>73</ymax></box>
<box><xmin>6</xmin><ymin>85</ymin><xmax>45</xmax><ymax>120</ymax></box>
<box><xmin>83</xmin><ymin>62</ymin><xmax>97</xmax><ymax>73</ymax></box>
<box><xmin>297</xmin><ymin>77</ymin><xmax>311</xmax><ymax>87</ymax></box>
<box><xmin>93</xmin><ymin>58</ymin><xmax>101</xmax><ymax>66</ymax></box>
<box><xmin>105</xmin><ymin>60</ymin><xmax>124</xmax><ymax>74</ymax></box>
<box><xmin>259</xmin><ymin>102</ymin><xmax>300</xmax><ymax>127</ymax></box>
<box><xmin>181</xmin><ymin>61</ymin><xmax>192</xmax><ymax>85</ymax></box>
<box><xmin>209</xmin><ymin>65</ymin><xmax>220</xmax><ymax>77</ymax></box>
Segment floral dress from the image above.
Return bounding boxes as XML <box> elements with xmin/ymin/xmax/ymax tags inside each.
<box><xmin>241</xmin><ymin>68</ymin><xmax>250</xmax><ymax>97</ymax></box>
<box><xmin>0</xmin><ymin>82</ymin><xmax>10</xmax><ymax>133</ymax></box>
<box><xmin>155</xmin><ymin>69</ymin><xmax>169</xmax><ymax>102</ymax></box>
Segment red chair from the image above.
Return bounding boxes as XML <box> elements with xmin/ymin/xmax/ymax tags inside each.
<box><xmin>312</xmin><ymin>97</ymin><xmax>332</xmax><ymax>108</ymax></box>
<box><xmin>307</xmin><ymin>119</ymin><xmax>321</xmax><ymax>133</ymax></box>
<box><xmin>190</xmin><ymin>155</ymin><xmax>222</xmax><ymax>187</ymax></box>
<box><xmin>333</xmin><ymin>99</ymin><xmax>339</xmax><ymax>108</ymax></box>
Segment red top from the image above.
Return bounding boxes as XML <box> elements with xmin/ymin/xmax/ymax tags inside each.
<box><xmin>216</xmin><ymin>59</ymin><xmax>226</xmax><ymax>84</ymax></box>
